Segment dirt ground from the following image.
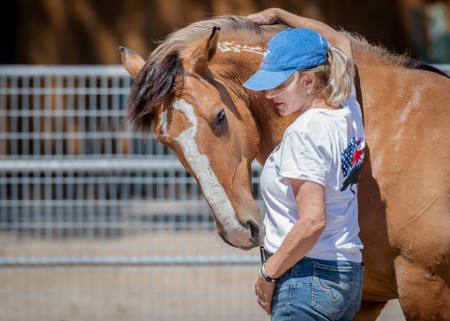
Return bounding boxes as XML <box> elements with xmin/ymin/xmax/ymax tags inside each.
<box><xmin>0</xmin><ymin>230</ymin><xmax>405</xmax><ymax>321</ymax></box>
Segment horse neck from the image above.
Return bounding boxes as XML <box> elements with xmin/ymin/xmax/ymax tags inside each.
<box><xmin>249</xmin><ymin>93</ymin><xmax>299</xmax><ymax>164</ymax></box>
<box><xmin>213</xmin><ymin>31</ymin><xmax>298</xmax><ymax>165</ymax></box>
<box><xmin>214</xmin><ymin>62</ymin><xmax>296</xmax><ymax>165</ymax></box>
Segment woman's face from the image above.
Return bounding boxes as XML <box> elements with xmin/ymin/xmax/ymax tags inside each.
<box><xmin>264</xmin><ymin>73</ymin><xmax>309</xmax><ymax>116</ymax></box>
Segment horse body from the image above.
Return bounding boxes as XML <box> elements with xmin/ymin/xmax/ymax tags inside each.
<box><xmin>354</xmin><ymin>52</ymin><xmax>450</xmax><ymax>319</ymax></box>
<box><xmin>121</xmin><ymin>16</ymin><xmax>449</xmax><ymax>320</ymax></box>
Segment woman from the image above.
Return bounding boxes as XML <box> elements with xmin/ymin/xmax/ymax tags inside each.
<box><xmin>243</xmin><ymin>8</ymin><xmax>365</xmax><ymax>321</ymax></box>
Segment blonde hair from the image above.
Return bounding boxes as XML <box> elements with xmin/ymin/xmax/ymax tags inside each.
<box><xmin>297</xmin><ymin>44</ymin><xmax>354</xmax><ymax>107</ymax></box>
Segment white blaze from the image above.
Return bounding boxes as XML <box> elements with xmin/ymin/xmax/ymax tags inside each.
<box><xmin>160</xmin><ymin>99</ymin><xmax>252</xmax><ymax>247</ymax></box>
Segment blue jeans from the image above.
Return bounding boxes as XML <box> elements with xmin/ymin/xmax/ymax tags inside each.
<box><xmin>271</xmin><ymin>257</ymin><xmax>364</xmax><ymax>321</ymax></box>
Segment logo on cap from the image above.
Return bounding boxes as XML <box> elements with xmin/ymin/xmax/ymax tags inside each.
<box><xmin>262</xmin><ymin>45</ymin><xmax>271</xmax><ymax>65</ymax></box>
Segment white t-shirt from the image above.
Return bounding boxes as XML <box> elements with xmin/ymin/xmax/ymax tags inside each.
<box><xmin>260</xmin><ymin>86</ymin><xmax>365</xmax><ymax>262</ymax></box>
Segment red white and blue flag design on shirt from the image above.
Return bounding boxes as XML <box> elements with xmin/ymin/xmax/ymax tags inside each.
<box><xmin>340</xmin><ymin>138</ymin><xmax>365</xmax><ymax>193</ymax></box>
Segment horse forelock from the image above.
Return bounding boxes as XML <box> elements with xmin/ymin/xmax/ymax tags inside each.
<box><xmin>125</xmin><ymin>51</ymin><xmax>184</xmax><ymax>133</ymax></box>
<box><xmin>125</xmin><ymin>15</ymin><xmax>284</xmax><ymax>133</ymax></box>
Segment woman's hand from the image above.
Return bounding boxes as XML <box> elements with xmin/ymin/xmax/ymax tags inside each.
<box><xmin>255</xmin><ymin>271</ymin><xmax>277</xmax><ymax>315</ymax></box>
<box><xmin>247</xmin><ymin>8</ymin><xmax>281</xmax><ymax>25</ymax></box>
<box><xmin>249</xmin><ymin>8</ymin><xmax>352</xmax><ymax>58</ymax></box>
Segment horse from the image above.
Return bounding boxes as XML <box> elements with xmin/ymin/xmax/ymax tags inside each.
<box><xmin>119</xmin><ymin>16</ymin><xmax>450</xmax><ymax>320</ymax></box>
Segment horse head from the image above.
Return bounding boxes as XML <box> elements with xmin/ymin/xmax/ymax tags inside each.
<box><xmin>120</xmin><ymin>18</ymin><xmax>285</xmax><ymax>249</ymax></box>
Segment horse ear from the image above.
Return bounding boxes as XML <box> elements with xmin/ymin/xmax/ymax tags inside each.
<box><xmin>120</xmin><ymin>46</ymin><xmax>145</xmax><ymax>78</ymax></box>
<box><xmin>190</xmin><ymin>26</ymin><xmax>221</xmax><ymax>75</ymax></box>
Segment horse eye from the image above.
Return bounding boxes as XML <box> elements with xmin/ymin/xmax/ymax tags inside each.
<box><xmin>216</xmin><ymin>110</ymin><xmax>226</xmax><ymax>125</ymax></box>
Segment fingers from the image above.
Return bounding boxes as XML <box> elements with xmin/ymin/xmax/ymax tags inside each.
<box><xmin>246</xmin><ymin>13</ymin><xmax>263</xmax><ymax>25</ymax></box>
<box><xmin>247</xmin><ymin>9</ymin><xmax>279</xmax><ymax>25</ymax></box>
<box><xmin>255</xmin><ymin>276</ymin><xmax>275</xmax><ymax>315</ymax></box>
<box><xmin>265</xmin><ymin>299</ymin><xmax>272</xmax><ymax>315</ymax></box>
<box><xmin>247</xmin><ymin>14</ymin><xmax>278</xmax><ymax>26</ymax></box>
<box><xmin>257</xmin><ymin>296</ymin><xmax>271</xmax><ymax>314</ymax></box>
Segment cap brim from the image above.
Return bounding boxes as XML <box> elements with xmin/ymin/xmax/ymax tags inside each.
<box><xmin>243</xmin><ymin>69</ymin><xmax>296</xmax><ymax>91</ymax></box>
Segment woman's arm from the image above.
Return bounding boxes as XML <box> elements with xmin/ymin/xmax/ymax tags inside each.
<box><xmin>254</xmin><ymin>178</ymin><xmax>326</xmax><ymax>314</ymax></box>
<box><xmin>263</xmin><ymin>178</ymin><xmax>327</xmax><ymax>279</ymax></box>
<box><xmin>248</xmin><ymin>8</ymin><xmax>352</xmax><ymax>59</ymax></box>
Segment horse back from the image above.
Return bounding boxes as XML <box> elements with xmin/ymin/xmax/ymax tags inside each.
<box><xmin>355</xmin><ymin>51</ymin><xmax>449</xmax><ymax>271</ymax></box>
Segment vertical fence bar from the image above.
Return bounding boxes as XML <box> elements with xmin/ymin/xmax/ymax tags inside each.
<box><xmin>10</xmin><ymin>75</ymin><xmax>18</xmax><ymax>158</ymax></box>
<box><xmin>99</xmin><ymin>76</ymin><xmax>107</xmax><ymax>238</ymax></box>
<box><xmin>0</xmin><ymin>72</ymin><xmax>6</xmax><ymax>157</ymax></box>
<box><xmin>55</xmin><ymin>75</ymin><xmax>63</xmax><ymax>157</ymax></box>
<box><xmin>21</xmin><ymin>76</ymin><xmax>29</xmax><ymax>158</ymax></box>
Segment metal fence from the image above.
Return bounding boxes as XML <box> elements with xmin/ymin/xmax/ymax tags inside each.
<box><xmin>1</xmin><ymin>64</ymin><xmax>447</xmax><ymax>321</ymax></box>
<box><xmin>0</xmin><ymin>65</ymin><xmax>267</xmax><ymax>321</ymax></box>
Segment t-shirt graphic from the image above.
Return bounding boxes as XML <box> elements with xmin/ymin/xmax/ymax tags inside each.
<box><xmin>340</xmin><ymin>138</ymin><xmax>365</xmax><ymax>193</ymax></box>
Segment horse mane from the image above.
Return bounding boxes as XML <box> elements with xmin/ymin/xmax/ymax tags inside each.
<box><xmin>343</xmin><ymin>31</ymin><xmax>450</xmax><ymax>78</ymax></box>
<box><xmin>125</xmin><ymin>16</ymin><xmax>285</xmax><ymax>133</ymax></box>
<box><xmin>126</xmin><ymin>16</ymin><xmax>448</xmax><ymax>133</ymax></box>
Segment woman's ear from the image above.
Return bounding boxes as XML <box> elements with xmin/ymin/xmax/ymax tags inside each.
<box><xmin>304</xmin><ymin>72</ymin><xmax>316</xmax><ymax>90</ymax></box>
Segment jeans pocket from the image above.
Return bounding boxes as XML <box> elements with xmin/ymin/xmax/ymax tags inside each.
<box><xmin>311</xmin><ymin>263</ymin><xmax>356</xmax><ymax>319</ymax></box>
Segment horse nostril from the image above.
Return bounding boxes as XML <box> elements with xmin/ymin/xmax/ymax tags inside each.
<box><xmin>247</xmin><ymin>219</ymin><xmax>260</xmax><ymax>241</ymax></box>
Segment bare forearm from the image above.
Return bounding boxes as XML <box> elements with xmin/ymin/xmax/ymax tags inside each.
<box><xmin>263</xmin><ymin>179</ymin><xmax>326</xmax><ymax>279</ymax></box>
<box><xmin>264</xmin><ymin>216</ymin><xmax>325</xmax><ymax>279</ymax></box>
<box><xmin>273</xmin><ymin>8</ymin><xmax>352</xmax><ymax>58</ymax></box>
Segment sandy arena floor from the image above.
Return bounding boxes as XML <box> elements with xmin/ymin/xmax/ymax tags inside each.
<box><xmin>0</xmin><ymin>230</ymin><xmax>405</xmax><ymax>321</ymax></box>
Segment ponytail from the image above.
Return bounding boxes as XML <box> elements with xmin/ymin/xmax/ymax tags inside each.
<box><xmin>298</xmin><ymin>44</ymin><xmax>354</xmax><ymax>107</ymax></box>
<box><xmin>325</xmin><ymin>45</ymin><xmax>354</xmax><ymax>106</ymax></box>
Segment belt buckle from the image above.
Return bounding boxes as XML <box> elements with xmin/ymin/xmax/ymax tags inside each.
<box><xmin>260</xmin><ymin>246</ymin><xmax>271</xmax><ymax>265</ymax></box>
<box><xmin>259</xmin><ymin>246</ymin><xmax>266</xmax><ymax>265</ymax></box>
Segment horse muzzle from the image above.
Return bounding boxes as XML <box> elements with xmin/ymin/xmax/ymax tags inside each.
<box><xmin>219</xmin><ymin>218</ymin><xmax>264</xmax><ymax>250</ymax></box>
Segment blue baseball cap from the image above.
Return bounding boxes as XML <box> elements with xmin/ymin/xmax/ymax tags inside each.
<box><xmin>243</xmin><ymin>28</ymin><xmax>328</xmax><ymax>91</ymax></box>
